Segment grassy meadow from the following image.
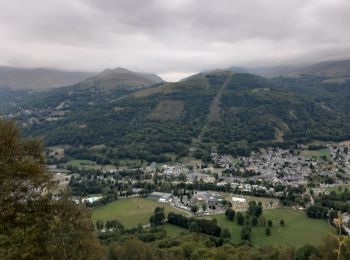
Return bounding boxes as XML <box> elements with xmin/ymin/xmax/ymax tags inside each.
<box><xmin>92</xmin><ymin>198</ymin><xmax>333</xmax><ymax>247</ymax></box>
<box><xmin>66</xmin><ymin>159</ymin><xmax>116</xmax><ymax>170</ymax></box>
<box><xmin>202</xmin><ymin>208</ymin><xmax>333</xmax><ymax>247</ymax></box>
<box><xmin>92</xmin><ymin>197</ymin><xmax>189</xmax><ymax>228</ymax></box>
<box><xmin>300</xmin><ymin>148</ymin><xmax>331</xmax><ymax>160</ymax></box>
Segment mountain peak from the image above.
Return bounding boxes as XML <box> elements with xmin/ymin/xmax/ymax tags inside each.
<box><xmin>80</xmin><ymin>67</ymin><xmax>164</xmax><ymax>90</ymax></box>
<box><xmin>97</xmin><ymin>67</ymin><xmax>131</xmax><ymax>78</ymax></box>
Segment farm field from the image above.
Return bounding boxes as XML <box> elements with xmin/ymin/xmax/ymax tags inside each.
<box><xmin>66</xmin><ymin>159</ymin><xmax>116</xmax><ymax>170</ymax></box>
<box><xmin>201</xmin><ymin>208</ymin><xmax>333</xmax><ymax>247</ymax></box>
<box><xmin>92</xmin><ymin>197</ymin><xmax>189</xmax><ymax>228</ymax></box>
<box><xmin>150</xmin><ymin>100</ymin><xmax>185</xmax><ymax>120</ymax></box>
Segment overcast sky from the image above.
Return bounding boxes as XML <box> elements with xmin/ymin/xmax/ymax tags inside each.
<box><xmin>0</xmin><ymin>0</ymin><xmax>349</xmax><ymax>81</ymax></box>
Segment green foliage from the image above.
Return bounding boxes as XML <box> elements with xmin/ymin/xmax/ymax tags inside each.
<box><xmin>310</xmin><ymin>189</ymin><xmax>350</xmax><ymax>218</ymax></box>
<box><xmin>108</xmin><ymin>237</ymin><xmax>166</xmax><ymax>260</ymax></box>
<box><xmin>0</xmin><ymin>88</ymin><xmax>32</xmax><ymax>112</ymax></box>
<box><xmin>240</xmin><ymin>226</ymin><xmax>252</xmax><ymax>242</ymax></box>
<box><xmin>247</xmin><ymin>200</ymin><xmax>263</xmax><ymax>218</ymax></box>
<box><xmin>150</xmin><ymin>207</ymin><xmax>165</xmax><ymax>226</ymax></box>
<box><xmin>96</xmin><ymin>220</ymin><xmax>104</xmax><ymax>231</ymax></box>
<box><xmin>191</xmin><ymin>205</ymin><xmax>199</xmax><ymax>215</ymax></box>
<box><xmin>21</xmin><ymin>74</ymin><xmax>221</xmax><ymax>162</ymax></box>
<box><xmin>105</xmin><ymin>231</ymin><xmax>350</xmax><ymax>260</ymax></box>
<box><xmin>267</xmin><ymin>220</ymin><xmax>273</xmax><ymax>228</ymax></box>
<box><xmin>224</xmin><ymin>208</ymin><xmax>235</xmax><ymax>221</ymax></box>
<box><xmin>0</xmin><ymin>119</ymin><xmax>103</xmax><ymax>259</ymax></box>
<box><xmin>189</xmin><ymin>222</ymin><xmax>199</xmax><ymax>233</ymax></box>
<box><xmin>251</xmin><ymin>216</ymin><xmax>258</xmax><ymax>227</ymax></box>
<box><xmin>306</xmin><ymin>205</ymin><xmax>328</xmax><ymax>219</ymax></box>
<box><xmin>167</xmin><ymin>212</ymin><xmax>222</xmax><ymax>237</ymax></box>
<box><xmin>220</xmin><ymin>228</ymin><xmax>231</xmax><ymax>239</ymax></box>
<box><xmin>295</xmin><ymin>244</ymin><xmax>320</xmax><ymax>260</ymax></box>
<box><xmin>280</xmin><ymin>219</ymin><xmax>285</xmax><ymax>227</ymax></box>
<box><xmin>12</xmin><ymin>72</ymin><xmax>350</xmax><ymax>162</ymax></box>
<box><xmin>236</xmin><ymin>212</ymin><xmax>245</xmax><ymax>225</ymax></box>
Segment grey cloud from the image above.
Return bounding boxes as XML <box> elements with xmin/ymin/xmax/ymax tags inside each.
<box><xmin>0</xmin><ymin>0</ymin><xmax>349</xmax><ymax>81</ymax></box>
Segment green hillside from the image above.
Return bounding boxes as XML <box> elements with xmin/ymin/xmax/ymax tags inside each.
<box><xmin>10</xmin><ymin>71</ymin><xmax>350</xmax><ymax>163</ymax></box>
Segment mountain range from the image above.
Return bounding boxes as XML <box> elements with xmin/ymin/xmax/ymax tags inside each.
<box><xmin>1</xmin><ymin>58</ymin><xmax>350</xmax><ymax>90</ymax></box>
<box><xmin>228</xmin><ymin>59</ymin><xmax>350</xmax><ymax>79</ymax></box>
<box><xmin>0</xmin><ymin>66</ymin><xmax>164</xmax><ymax>90</ymax></box>
<box><xmin>77</xmin><ymin>67</ymin><xmax>164</xmax><ymax>90</ymax></box>
<box><xmin>0</xmin><ymin>66</ymin><xmax>94</xmax><ymax>90</ymax></box>
<box><xmin>1</xmin><ymin>59</ymin><xmax>350</xmax><ymax>163</ymax></box>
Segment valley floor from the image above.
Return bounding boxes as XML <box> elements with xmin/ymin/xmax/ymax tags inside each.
<box><xmin>92</xmin><ymin>197</ymin><xmax>334</xmax><ymax>247</ymax></box>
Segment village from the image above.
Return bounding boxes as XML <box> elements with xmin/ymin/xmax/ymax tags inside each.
<box><xmin>144</xmin><ymin>143</ymin><xmax>350</xmax><ymax>193</ymax></box>
<box><xmin>50</xmin><ymin>142</ymin><xmax>350</xmax><ymax>217</ymax></box>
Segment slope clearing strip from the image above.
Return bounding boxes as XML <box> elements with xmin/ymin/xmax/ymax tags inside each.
<box><xmin>198</xmin><ymin>74</ymin><xmax>232</xmax><ymax>142</ymax></box>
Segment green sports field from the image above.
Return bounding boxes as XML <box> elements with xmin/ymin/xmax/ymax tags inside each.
<box><xmin>92</xmin><ymin>197</ymin><xmax>189</xmax><ymax>228</ymax></box>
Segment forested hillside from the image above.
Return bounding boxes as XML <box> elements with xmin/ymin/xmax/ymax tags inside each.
<box><xmin>19</xmin><ymin>72</ymin><xmax>227</xmax><ymax>162</ymax></box>
<box><xmin>205</xmin><ymin>74</ymin><xmax>350</xmax><ymax>156</ymax></box>
<box><xmin>5</xmin><ymin>70</ymin><xmax>350</xmax><ymax>163</ymax></box>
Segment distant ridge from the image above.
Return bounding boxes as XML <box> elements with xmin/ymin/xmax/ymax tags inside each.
<box><xmin>2</xmin><ymin>58</ymin><xmax>350</xmax><ymax>91</ymax></box>
<box><xmin>227</xmin><ymin>59</ymin><xmax>350</xmax><ymax>79</ymax></box>
<box><xmin>78</xmin><ymin>67</ymin><xmax>164</xmax><ymax>90</ymax></box>
<box><xmin>0</xmin><ymin>66</ymin><xmax>94</xmax><ymax>90</ymax></box>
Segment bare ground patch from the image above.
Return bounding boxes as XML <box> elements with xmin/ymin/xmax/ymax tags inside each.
<box><xmin>149</xmin><ymin>100</ymin><xmax>185</xmax><ymax>120</ymax></box>
<box><xmin>133</xmin><ymin>83</ymin><xmax>173</xmax><ymax>97</ymax></box>
<box><xmin>264</xmin><ymin>114</ymin><xmax>290</xmax><ymax>142</ymax></box>
<box><xmin>339</xmin><ymin>140</ymin><xmax>350</xmax><ymax>145</ymax></box>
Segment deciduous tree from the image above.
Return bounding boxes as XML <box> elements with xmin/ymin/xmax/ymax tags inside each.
<box><xmin>0</xmin><ymin>119</ymin><xmax>103</xmax><ymax>259</ymax></box>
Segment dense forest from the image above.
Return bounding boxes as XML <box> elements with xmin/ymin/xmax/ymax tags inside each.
<box><xmin>4</xmin><ymin>71</ymin><xmax>350</xmax><ymax>163</ymax></box>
